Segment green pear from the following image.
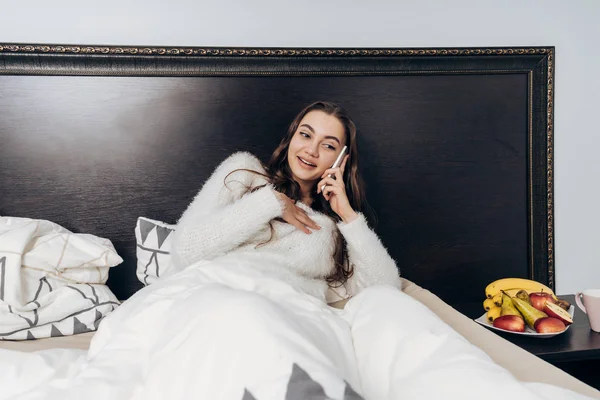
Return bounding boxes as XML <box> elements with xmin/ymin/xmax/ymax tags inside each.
<box><xmin>511</xmin><ymin>297</ymin><xmax>547</xmax><ymax>329</ymax></box>
<box><xmin>515</xmin><ymin>289</ymin><xmax>531</xmax><ymax>304</ymax></box>
<box><xmin>500</xmin><ymin>292</ymin><xmax>522</xmax><ymax>318</ymax></box>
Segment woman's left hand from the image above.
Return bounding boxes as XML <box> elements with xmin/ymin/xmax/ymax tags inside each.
<box><xmin>317</xmin><ymin>155</ymin><xmax>358</xmax><ymax>223</ymax></box>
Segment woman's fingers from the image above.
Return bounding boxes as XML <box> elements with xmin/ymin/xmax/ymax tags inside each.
<box><xmin>291</xmin><ymin>215</ymin><xmax>317</xmax><ymax>233</ymax></box>
<box><xmin>317</xmin><ymin>176</ymin><xmax>343</xmax><ymax>194</ymax></box>
<box><xmin>290</xmin><ymin>207</ymin><xmax>320</xmax><ymax>233</ymax></box>
<box><xmin>334</xmin><ymin>168</ymin><xmax>343</xmax><ymax>181</ymax></box>
<box><xmin>317</xmin><ymin>177</ymin><xmax>331</xmax><ymax>193</ymax></box>
<box><xmin>275</xmin><ymin>190</ymin><xmax>321</xmax><ymax>233</ymax></box>
<box><xmin>291</xmin><ymin>219</ymin><xmax>311</xmax><ymax>234</ymax></box>
<box><xmin>295</xmin><ymin>209</ymin><xmax>320</xmax><ymax>230</ymax></box>
<box><xmin>296</xmin><ymin>207</ymin><xmax>308</xmax><ymax>215</ymax></box>
<box><xmin>322</xmin><ymin>183</ymin><xmax>343</xmax><ymax>201</ymax></box>
<box><xmin>323</xmin><ymin>185</ymin><xmax>332</xmax><ymax>200</ymax></box>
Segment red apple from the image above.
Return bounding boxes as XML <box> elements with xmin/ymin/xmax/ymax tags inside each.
<box><xmin>534</xmin><ymin>317</ymin><xmax>566</xmax><ymax>333</ymax></box>
<box><xmin>529</xmin><ymin>291</ymin><xmax>556</xmax><ymax>311</ymax></box>
<box><xmin>493</xmin><ymin>315</ymin><xmax>525</xmax><ymax>332</ymax></box>
<box><xmin>543</xmin><ymin>302</ymin><xmax>573</xmax><ymax>326</ymax></box>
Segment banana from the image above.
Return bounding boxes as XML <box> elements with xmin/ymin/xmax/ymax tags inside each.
<box><xmin>485</xmin><ymin>278</ymin><xmax>556</xmax><ymax>300</ymax></box>
<box><xmin>483</xmin><ymin>298</ymin><xmax>496</xmax><ymax>311</ymax></box>
<box><xmin>491</xmin><ymin>292</ymin><xmax>502</xmax><ymax>307</ymax></box>
<box><xmin>487</xmin><ymin>307</ymin><xmax>502</xmax><ymax>323</ymax></box>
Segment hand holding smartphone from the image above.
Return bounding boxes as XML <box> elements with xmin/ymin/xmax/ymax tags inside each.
<box><xmin>321</xmin><ymin>146</ymin><xmax>348</xmax><ymax>193</ymax></box>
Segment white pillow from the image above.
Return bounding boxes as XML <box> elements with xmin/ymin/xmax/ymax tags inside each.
<box><xmin>135</xmin><ymin>217</ymin><xmax>176</xmax><ymax>286</ymax></box>
<box><xmin>0</xmin><ymin>216</ymin><xmax>122</xmax><ymax>340</ymax></box>
<box><xmin>0</xmin><ymin>216</ymin><xmax>123</xmax><ymax>306</ymax></box>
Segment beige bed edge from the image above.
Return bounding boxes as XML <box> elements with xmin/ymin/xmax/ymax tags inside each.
<box><xmin>0</xmin><ymin>331</ymin><xmax>94</xmax><ymax>352</ymax></box>
<box><xmin>1</xmin><ymin>279</ymin><xmax>599</xmax><ymax>398</ymax></box>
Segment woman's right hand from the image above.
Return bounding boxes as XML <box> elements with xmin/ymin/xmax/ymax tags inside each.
<box><xmin>274</xmin><ymin>191</ymin><xmax>321</xmax><ymax>234</ymax></box>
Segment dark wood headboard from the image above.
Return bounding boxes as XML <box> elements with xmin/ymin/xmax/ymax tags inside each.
<box><xmin>0</xmin><ymin>44</ymin><xmax>554</xmax><ymax>305</ymax></box>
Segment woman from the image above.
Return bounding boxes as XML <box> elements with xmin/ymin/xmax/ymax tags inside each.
<box><xmin>170</xmin><ymin>101</ymin><xmax>402</xmax><ymax>303</ymax></box>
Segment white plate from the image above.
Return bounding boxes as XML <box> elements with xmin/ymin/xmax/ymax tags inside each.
<box><xmin>474</xmin><ymin>305</ymin><xmax>575</xmax><ymax>338</ymax></box>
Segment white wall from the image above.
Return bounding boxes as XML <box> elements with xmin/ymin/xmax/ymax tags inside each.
<box><xmin>1</xmin><ymin>0</ymin><xmax>598</xmax><ymax>295</ymax></box>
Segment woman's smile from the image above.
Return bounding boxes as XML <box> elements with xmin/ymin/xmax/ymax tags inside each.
<box><xmin>297</xmin><ymin>156</ymin><xmax>317</xmax><ymax>169</ymax></box>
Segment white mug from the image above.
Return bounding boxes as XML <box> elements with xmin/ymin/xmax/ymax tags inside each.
<box><xmin>575</xmin><ymin>289</ymin><xmax>600</xmax><ymax>333</ymax></box>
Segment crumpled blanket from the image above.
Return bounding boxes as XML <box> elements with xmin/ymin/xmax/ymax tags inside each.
<box><xmin>0</xmin><ymin>217</ymin><xmax>121</xmax><ymax>340</ymax></box>
<box><xmin>0</xmin><ymin>255</ymin><xmax>595</xmax><ymax>399</ymax></box>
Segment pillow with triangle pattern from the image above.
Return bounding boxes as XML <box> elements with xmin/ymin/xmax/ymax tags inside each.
<box><xmin>134</xmin><ymin>217</ymin><xmax>176</xmax><ymax>286</ymax></box>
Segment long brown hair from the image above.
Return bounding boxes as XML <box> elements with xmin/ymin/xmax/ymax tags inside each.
<box><xmin>227</xmin><ymin>101</ymin><xmax>367</xmax><ymax>287</ymax></box>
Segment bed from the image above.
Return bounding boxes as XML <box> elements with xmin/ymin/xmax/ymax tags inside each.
<box><xmin>0</xmin><ymin>43</ymin><xmax>598</xmax><ymax>399</ymax></box>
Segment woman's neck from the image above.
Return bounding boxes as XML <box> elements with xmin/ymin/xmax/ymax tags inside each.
<box><xmin>300</xmin><ymin>196</ymin><xmax>313</xmax><ymax>206</ymax></box>
<box><xmin>299</xmin><ymin>186</ymin><xmax>314</xmax><ymax>206</ymax></box>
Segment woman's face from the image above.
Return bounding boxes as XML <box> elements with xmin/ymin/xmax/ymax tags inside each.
<box><xmin>286</xmin><ymin>110</ymin><xmax>347</xmax><ymax>190</ymax></box>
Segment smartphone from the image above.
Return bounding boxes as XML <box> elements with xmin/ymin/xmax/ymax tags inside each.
<box><xmin>321</xmin><ymin>146</ymin><xmax>348</xmax><ymax>192</ymax></box>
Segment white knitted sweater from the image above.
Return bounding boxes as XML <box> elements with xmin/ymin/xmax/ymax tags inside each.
<box><xmin>171</xmin><ymin>152</ymin><xmax>401</xmax><ymax>302</ymax></box>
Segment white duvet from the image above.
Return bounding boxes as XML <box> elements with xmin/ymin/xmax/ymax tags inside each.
<box><xmin>0</xmin><ymin>255</ymin><xmax>595</xmax><ymax>400</ymax></box>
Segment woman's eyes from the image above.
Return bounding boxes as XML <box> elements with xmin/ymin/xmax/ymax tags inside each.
<box><xmin>299</xmin><ymin>132</ymin><xmax>336</xmax><ymax>150</ymax></box>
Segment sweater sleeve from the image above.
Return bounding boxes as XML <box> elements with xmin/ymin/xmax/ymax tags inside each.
<box><xmin>327</xmin><ymin>213</ymin><xmax>401</xmax><ymax>301</ymax></box>
<box><xmin>170</xmin><ymin>152</ymin><xmax>284</xmax><ymax>270</ymax></box>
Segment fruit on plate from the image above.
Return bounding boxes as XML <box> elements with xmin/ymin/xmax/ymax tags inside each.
<box><xmin>511</xmin><ymin>297</ymin><xmax>548</xmax><ymax>329</ymax></box>
<box><xmin>483</xmin><ymin>290</ymin><xmax>527</xmax><ymax>312</ymax></box>
<box><xmin>534</xmin><ymin>317</ymin><xmax>566</xmax><ymax>333</ymax></box>
<box><xmin>482</xmin><ymin>290</ymin><xmax>527</xmax><ymax>309</ymax></box>
<box><xmin>529</xmin><ymin>290</ymin><xmax>556</xmax><ymax>311</ymax></box>
<box><xmin>483</xmin><ymin>298</ymin><xmax>497</xmax><ymax>311</ymax></box>
<box><xmin>543</xmin><ymin>302</ymin><xmax>573</xmax><ymax>326</ymax></box>
<box><xmin>555</xmin><ymin>298</ymin><xmax>571</xmax><ymax>311</ymax></box>
<box><xmin>495</xmin><ymin>289</ymin><xmax>526</xmax><ymax>306</ymax></box>
<box><xmin>487</xmin><ymin>307</ymin><xmax>502</xmax><ymax>323</ymax></box>
<box><xmin>485</xmin><ymin>278</ymin><xmax>556</xmax><ymax>301</ymax></box>
<box><xmin>492</xmin><ymin>292</ymin><xmax>503</xmax><ymax>307</ymax></box>
<box><xmin>515</xmin><ymin>289</ymin><xmax>531</xmax><ymax>304</ymax></box>
<box><xmin>500</xmin><ymin>292</ymin><xmax>522</xmax><ymax>318</ymax></box>
<box><xmin>493</xmin><ymin>315</ymin><xmax>525</xmax><ymax>332</ymax></box>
